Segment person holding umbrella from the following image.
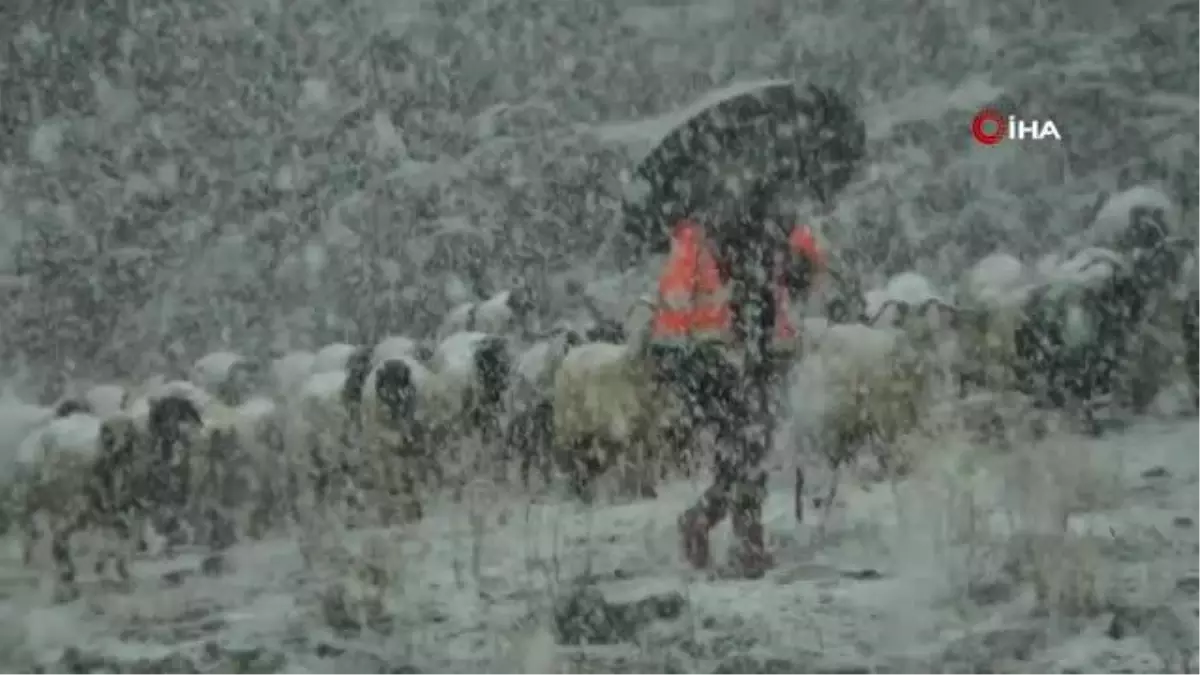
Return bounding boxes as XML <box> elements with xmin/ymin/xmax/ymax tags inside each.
<box><xmin>618</xmin><ymin>81</ymin><xmax>867</xmax><ymax>578</ymax></box>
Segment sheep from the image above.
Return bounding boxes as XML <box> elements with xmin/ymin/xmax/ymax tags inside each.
<box><xmin>1011</xmin><ymin>247</ymin><xmax>1143</xmax><ymax>421</ymax></box>
<box><xmin>312</xmin><ymin>342</ymin><xmax>360</xmax><ymax>374</ymax></box>
<box><xmin>199</xmin><ymin>396</ymin><xmax>287</xmax><ymax>540</ymax></box>
<box><xmin>0</xmin><ymin>399</ymin><xmax>57</xmax><ymax>531</ymax></box>
<box><xmin>785</xmin><ymin>316</ymin><xmax>947</xmax><ymax>527</ymax></box>
<box><xmin>372</xmin><ymin>335</ymin><xmax>424</xmax><ymax>364</ymax></box>
<box><xmin>855</xmin><ymin>272</ymin><xmax>964</xmax><ymax>418</ymax></box>
<box><xmin>358</xmin><ymin>354</ymin><xmax>437</xmax><ymax>523</ymax></box>
<box><xmin>428</xmin><ymin>331</ymin><xmax>512</xmax><ymax>442</ymax></box>
<box><xmin>82</xmin><ymin>383</ymin><xmax>130</xmax><ymax>419</ymax></box>
<box><xmin>1082</xmin><ymin>185</ymin><xmax>1179</xmax><ymax>253</ymax></box>
<box><xmin>272</xmin><ymin>350</ymin><xmax>317</xmax><ymax>399</ymax></box>
<box><xmin>192</xmin><ymin>351</ymin><xmax>261</xmax><ymax>406</ymax></box>
<box><xmin>283</xmin><ymin>368</ymin><xmax>361</xmax><ymax>519</ymax></box>
<box><xmin>549</xmin><ymin>313</ymin><xmax>667</xmax><ymax>502</ymax></box>
<box><xmin>955</xmin><ymin>252</ymin><xmax>1040</xmax><ymax>395</ymax></box>
<box><xmin>137</xmin><ymin>393</ymin><xmax>211</xmax><ymax>551</ymax></box>
<box><xmin>339</xmin><ymin>335</ymin><xmax>428</xmax><ymax>438</ymax></box>
<box><xmin>422</xmin><ymin>331</ymin><xmax>513</xmax><ymax>482</ymax></box>
<box><xmin>503</xmin><ymin>327</ymin><xmax>583</xmax><ymax>488</ymax></box>
<box><xmin>15</xmin><ymin>404</ymin><xmax>189</xmax><ymax>596</ymax></box>
<box><xmin>1182</xmin><ymin>281</ymin><xmax>1198</xmax><ymax>409</ymax></box>
<box><xmin>437</xmin><ymin>286</ymin><xmax>537</xmax><ymax>339</ymax></box>
<box><xmin>15</xmin><ymin>411</ymin><xmax>124</xmax><ymax>592</ymax></box>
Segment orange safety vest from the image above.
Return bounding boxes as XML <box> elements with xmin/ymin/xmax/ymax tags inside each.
<box><xmin>774</xmin><ymin>223</ymin><xmax>826</xmax><ymax>348</ymax></box>
<box><xmin>651</xmin><ymin>221</ymin><xmax>822</xmax><ymax>347</ymax></box>
<box><xmin>651</xmin><ymin>220</ymin><xmax>733</xmax><ymax>343</ymax></box>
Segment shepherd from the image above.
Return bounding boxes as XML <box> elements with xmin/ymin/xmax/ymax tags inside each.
<box><xmin>615</xmin><ymin>80</ymin><xmax>867</xmax><ymax>578</ymax></box>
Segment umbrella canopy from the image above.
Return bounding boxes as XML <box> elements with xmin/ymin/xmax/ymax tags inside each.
<box><xmin>614</xmin><ymin>80</ymin><xmax>866</xmax><ymax>263</ymax></box>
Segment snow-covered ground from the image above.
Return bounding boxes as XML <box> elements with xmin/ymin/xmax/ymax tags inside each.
<box><xmin>1</xmin><ymin>413</ymin><xmax>1195</xmax><ymax>673</ymax></box>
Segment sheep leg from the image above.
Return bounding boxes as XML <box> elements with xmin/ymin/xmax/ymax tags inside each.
<box><xmin>50</xmin><ymin>523</ymin><xmax>77</xmax><ymax>595</ymax></box>
<box><xmin>794</xmin><ymin>465</ymin><xmax>805</xmax><ymax>523</ymax></box>
<box><xmin>815</xmin><ymin>460</ymin><xmax>842</xmax><ymax>542</ymax></box>
<box><xmin>567</xmin><ymin>441</ymin><xmax>602</xmax><ymax>504</ymax></box>
<box><xmin>616</xmin><ymin>440</ymin><xmax>658</xmax><ymax>500</ymax></box>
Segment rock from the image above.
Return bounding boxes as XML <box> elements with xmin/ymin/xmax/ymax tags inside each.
<box><xmin>553</xmin><ymin>585</ymin><xmax>624</xmax><ymax>645</ymax></box>
<box><xmin>1176</xmin><ymin>575</ymin><xmax>1198</xmax><ymax>594</ymax></box>
<box><xmin>817</xmin><ymin>663</ymin><xmax>875</xmax><ymax>674</ymax></box>
<box><xmin>712</xmin><ymin>655</ymin><xmax>812</xmax><ymax>673</ymax></box>
<box><xmin>552</xmin><ymin>583</ymin><xmax>688</xmax><ymax>646</ymax></box>
<box><xmin>940</xmin><ymin>626</ymin><xmax>1046</xmax><ymax>672</ymax></box>
<box><xmin>319</xmin><ymin>648</ymin><xmax>427</xmax><ymax>667</ymax></box>
<box><xmin>218</xmin><ymin>646</ymin><xmax>287</xmax><ymax>673</ymax></box>
<box><xmin>839</xmin><ymin>568</ymin><xmax>883</xmax><ymax>580</ymax></box>
<box><xmin>619</xmin><ymin>590</ymin><xmax>687</xmax><ymax>623</ymax></box>
<box><xmin>317</xmin><ymin>576</ymin><xmax>391</xmax><ymax>637</ymax></box>
<box><xmin>1107</xmin><ymin>602</ymin><xmax>1194</xmax><ymax>654</ymax></box>
<box><xmin>51</xmin><ymin>646</ymin><xmax>203</xmax><ymax>674</ymax></box>
<box><xmin>201</xmin><ymin>554</ymin><xmax>227</xmax><ymax>576</ymax></box>
<box><xmin>1141</xmin><ymin>466</ymin><xmax>1170</xmax><ymax>479</ymax></box>
<box><xmin>967</xmin><ymin>579</ymin><xmax>1018</xmax><ymax>606</ymax></box>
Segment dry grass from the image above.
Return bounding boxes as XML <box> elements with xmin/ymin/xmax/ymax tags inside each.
<box><xmin>895</xmin><ymin>413</ymin><xmax>1126</xmax><ymax>619</ymax></box>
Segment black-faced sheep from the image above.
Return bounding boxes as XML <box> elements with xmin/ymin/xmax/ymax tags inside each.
<box><xmin>422</xmin><ymin>331</ymin><xmax>513</xmax><ymax>484</ymax></box>
<box><xmin>1010</xmin><ymin>248</ymin><xmax>1146</xmax><ymax>426</ymax></box>
<box><xmin>359</xmin><ymin>354</ymin><xmax>434</xmax><ymax>524</ymax></box>
<box><xmin>18</xmin><ymin>392</ymin><xmax>213</xmax><ymax>597</ymax></box>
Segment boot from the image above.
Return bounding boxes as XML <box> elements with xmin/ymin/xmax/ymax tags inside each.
<box><xmin>730</xmin><ymin>508</ymin><xmax>775</xmax><ymax>579</ymax></box>
<box><xmin>678</xmin><ymin>493</ymin><xmax>726</xmax><ymax>570</ymax></box>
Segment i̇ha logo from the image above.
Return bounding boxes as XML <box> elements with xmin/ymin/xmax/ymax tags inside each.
<box><xmin>971</xmin><ymin>108</ymin><xmax>1062</xmax><ymax>146</ymax></box>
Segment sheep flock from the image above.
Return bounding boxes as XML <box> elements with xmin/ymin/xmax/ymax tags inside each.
<box><xmin>0</xmin><ymin>184</ymin><xmax>1195</xmax><ymax>600</ymax></box>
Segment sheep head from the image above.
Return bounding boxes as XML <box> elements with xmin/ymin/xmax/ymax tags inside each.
<box><xmin>374</xmin><ymin>359</ymin><xmax>420</xmax><ymax>425</ymax></box>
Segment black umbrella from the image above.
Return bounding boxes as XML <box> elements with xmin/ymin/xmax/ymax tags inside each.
<box><xmin>614</xmin><ymin>80</ymin><xmax>866</xmax><ymax>263</ymax></box>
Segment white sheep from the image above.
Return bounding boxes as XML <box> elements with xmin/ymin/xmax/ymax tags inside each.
<box><xmin>14</xmin><ymin>411</ymin><xmax>140</xmax><ymax>593</ymax></box>
<box><xmin>549</xmin><ymin>315</ymin><xmax>664</xmax><ymax>501</ymax></box>
<box><xmin>955</xmin><ymin>252</ymin><xmax>1041</xmax><ymax>395</ymax></box>
<box><xmin>504</xmin><ymin>328</ymin><xmax>583</xmax><ymax>487</ymax></box>
<box><xmin>785</xmin><ymin>316</ymin><xmax>947</xmax><ymax>526</ymax></box>
<box><xmin>415</xmin><ymin>331</ymin><xmax>513</xmax><ymax>484</ymax></box>
<box><xmin>127</xmin><ymin>378</ymin><xmax>211</xmax><ymax>422</ymax></box>
<box><xmin>82</xmin><ymin>383</ymin><xmax>129</xmax><ymax>419</ymax></box>
<box><xmin>371</xmin><ymin>335</ymin><xmax>423</xmax><ymax>366</ymax></box>
<box><xmin>282</xmin><ymin>368</ymin><xmax>360</xmax><ymax>519</ymax></box>
<box><xmin>272</xmin><ymin>350</ymin><xmax>317</xmax><ymax>398</ymax></box>
<box><xmin>312</xmin><ymin>342</ymin><xmax>360</xmax><ymax>374</ymax></box>
<box><xmin>200</xmin><ymin>396</ymin><xmax>287</xmax><ymax>539</ymax></box>
<box><xmin>1083</xmin><ymin>184</ymin><xmax>1179</xmax><ymax>251</ymax></box>
<box><xmin>860</xmin><ymin>272</ymin><xmax>962</xmax><ymax>399</ymax></box>
<box><xmin>192</xmin><ymin>350</ymin><xmax>260</xmax><ymax>406</ymax></box>
<box><xmin>437</xmin><ymin>287</ymin><xmax>535</xmax><ymax>339</ymax></box>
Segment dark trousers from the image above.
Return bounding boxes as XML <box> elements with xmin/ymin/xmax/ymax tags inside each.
<box><xmin>650</xmin><ymin>341</ymin><xmax>772</xmax><ymax>528</ymax></box>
